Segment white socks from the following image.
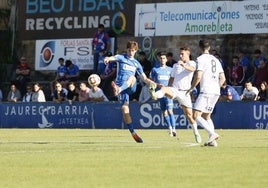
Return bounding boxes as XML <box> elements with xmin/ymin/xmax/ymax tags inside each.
<box><xmin>195</xmin><ymin>116</ymin><xmax>214</xmax><ymax>135</ymax></box>
<box><xmin>190</xmin><ymin>123</ymin><xmax>199</xmax><ymax>135</ymax></box>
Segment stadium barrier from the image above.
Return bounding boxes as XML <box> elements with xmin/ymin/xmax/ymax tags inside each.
<box><xmin>0</xmin><ymin>101</ymin><xmax>267</xmax><ymax>129</ymax></box>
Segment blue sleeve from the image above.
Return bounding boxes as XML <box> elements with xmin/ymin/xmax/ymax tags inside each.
<box><xmin>136</xmin><ymin>62</ymin><xmax>144</xmax><ymax>75</ymax></box>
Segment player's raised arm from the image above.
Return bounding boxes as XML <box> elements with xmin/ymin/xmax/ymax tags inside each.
<box><xmin>219</xmin><ymin>72</ymin><xmax>226</xmax><ymax>87</ymax></box>
<box><xmin>140</xmin><ymin>73</ymin><xmax>157</xmax><ymax>88</ymax></box>
<box><xmin>187</xmin><ymin>70</ymin><xmax>203</xmax><ymax>94</ymax></box>
<box><xmin>104</xmin><ymin>56</ymin><xmax>116</xmax><ymax>64</ymax></box>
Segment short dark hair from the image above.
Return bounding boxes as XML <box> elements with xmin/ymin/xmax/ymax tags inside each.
<box><xmin>199</xmin><ymin>39</ymin><xmax>210</xmax><ymax>50</ymax></box>
<box><xmin>180</xmin><ymin>47</ymin><xmax>190</xmax><ymax>51</ymax></box>
<box><xmin>98</xmin><ymin>24</ymin><xmax>104</xmax><ymax>29</ymax></box>
<box><xmin>138</xmin><ymin>51</ymin><xmax>146</xmax><ymax>56</ymax></box>
<box><xmin>65</xmin><ymin>60</ymin><xmax>72</xmax><ymax>67</ymax></box>
<box><xmin>106</xmin><ymin>51</ymin><xmax>113</xmax><ymax>57</ymax></box>
<box><xmin>58</xmin><ymin>57</ymin><xmax>64</xmax><ymax>62</ymax></box>
<box><xmin>232</xmin><ymin>55</ymin><xmax>239</xmax><ymax>60</ymax></box>
<box><xmin>167</xmin><ymin>52</ymin><xmax>174</xmax><ymax>57</ymax></box>
<box><xmin>159</xmin><ymin>51</ymin><xmax>167</xmax><ymax>57</ymax></box>
<box><xmin>254</xmin><ymin>49</ymin><xmax>261</xmax><ymax>54</ymax></box>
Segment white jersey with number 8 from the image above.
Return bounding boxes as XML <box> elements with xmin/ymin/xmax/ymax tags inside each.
<box><xmin>196</xmin><ymin>54</ymin><xmax>224</xmax><ymax>95</ymax></box>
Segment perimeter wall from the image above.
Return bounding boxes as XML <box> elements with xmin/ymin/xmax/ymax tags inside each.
<box><xmin>0</xmin><ymin>101</ymin><xmax>267</xmax><ymax>130</ymax></box>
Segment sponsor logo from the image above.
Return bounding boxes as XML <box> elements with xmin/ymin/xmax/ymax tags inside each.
<box><xmin>39</xmin><ymin>41</ymin><xmax>55</xmax><ymax>67</ymax></box>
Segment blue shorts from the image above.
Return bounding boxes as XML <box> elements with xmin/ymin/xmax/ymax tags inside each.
<box><xmin>159</xmin><ymin>97</ymin><xmax>174</xmax><ymax>111</ymax></box>
<box><xmin>118</xmin><ymin>81</ymin><xmax>137</xmax><ymax>104</ymax></box>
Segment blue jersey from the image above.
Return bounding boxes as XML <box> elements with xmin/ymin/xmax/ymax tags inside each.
<box><xmin>92</xmin><ymin>31</ymin><xmax>110</xmax><ymax>53</ymax></box>
<box><xmin>57</xmin><ymin>65</ymin><xmax>67</xmax><ymax>75</ymax></box>
<box><xmin>97</xmin><ymin>55</ymin><xmax>106</xmax><ymax>75</ymax></box>
<box><xmin>253</xmin><ymin>56</ymin><xmax>267</xmax><ymax>68</ymax></box>
<box><xmin>220</xmin><ymin>85</ymin><xmax>241</xmax><ymax>101</ymax></box>
<box><xmin>150</xmin><ymin>66</ymin><xmax>172</xmax><ymax>87</ymax></box>
<box><xmin>150</xmin><ymin>65</ymin><xmax>173</xmax><ymax>111</ymax></box>
<box><xmin>57</xmin><ymin>65</ymin><xmax>68</xmax><ymax>81</ymax></box>
<box><xmin>114</xmin><ymin>54</ymin><xmax>144</xmax><ymax>86</ymax></box>
<box><xmin>239</xmin><ymin>56</ymin><xmax>250</xmax><ymax>67</ymax></box>
<box><xmin>67</xmin><ymin>64</ymin><xmax>79</xmax><ymax>76</ymax></box>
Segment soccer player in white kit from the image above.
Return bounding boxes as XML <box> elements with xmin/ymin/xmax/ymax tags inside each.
<box><xmin>149</xmin><ymin>47</ymin><xmax>202</xmax><ymax>143</ymax></box>
<box><xmin>187</xmin><ymin>40</ymin><xmax>226</xmax><ymax>147</ymax></box>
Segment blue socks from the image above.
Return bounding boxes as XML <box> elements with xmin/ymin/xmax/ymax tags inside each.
<box><xmin>127</xmin><ymin>123</ymin><xmax>134</xmax><ymax>134</ymax></box>
<box><xmin>169</xmin><ymin>114</ymin><xmax>176</xmax><ymax>130</ymax></box>
<box><xmin>164</xmin><ymin>115</ymin><xmax>171</xmax><ymax>127</ymax></box>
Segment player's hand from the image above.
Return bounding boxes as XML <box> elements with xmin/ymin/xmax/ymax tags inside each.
<box><xmin>186</xmin><ymin>89</ymin><xmax>192</xmax><ymax>95</ymax></box>
<box><xmin>104</xmin><ymin>57</ymin><xmax>109</xmax><ymax>64</ymax></box>
<box><xmin>178</xmin><ymin>60</ymin><xmax>184</xmax><ymax>67</ymax></box>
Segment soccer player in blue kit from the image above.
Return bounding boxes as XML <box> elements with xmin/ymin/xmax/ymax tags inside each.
<box><xmin>150</xmin><ymin>52</ymin><xmax>176</xmax><ymax>137</ymax></box>
<box><xmin>103</xmin><ymin>41</ymin><xmax>156</xmax><ymax>143</ymax></box>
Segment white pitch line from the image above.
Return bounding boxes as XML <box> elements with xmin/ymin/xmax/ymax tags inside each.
<box><xmin>0</xmin><ymin>144</ymin><xmax>163</xmax><ymax>154</ymax></box>
<box><xmin>181</xmin><ymin>142</ymin><xmax>201</xmax><ymax>147</ymax></box>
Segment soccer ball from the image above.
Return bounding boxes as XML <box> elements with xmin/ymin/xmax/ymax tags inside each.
<box><xmin>88</xmin><ymin>74</ymin><xmax>101</xmax><ymax>87</ymax></box>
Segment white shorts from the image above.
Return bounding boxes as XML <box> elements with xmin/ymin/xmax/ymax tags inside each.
<box><xmin>170</xmin><ymin>87</ymin><xmax>192</xmax><ymax>108</ymax></box>
<box><xmin>194</xmin><ymin>93</ymin><xmax>220</xmax><ymax>113</ymax></box>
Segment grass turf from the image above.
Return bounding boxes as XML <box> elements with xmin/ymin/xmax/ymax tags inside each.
<box><xmin>0</xmin><ymin>129</ymin><xmax>267</xmax><ymax>188</ymax></box>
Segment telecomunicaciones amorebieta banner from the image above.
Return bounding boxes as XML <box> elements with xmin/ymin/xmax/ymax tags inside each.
<box><xmin>135</xmin><ymin>0</ymin><xmax>268</xmax><ymax>36</ymax></box>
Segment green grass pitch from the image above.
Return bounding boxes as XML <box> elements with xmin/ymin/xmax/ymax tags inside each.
<box><xmin>0</xmin><ymin>129</ymin><xmax>267</xmax><ymax>188</ymax></box>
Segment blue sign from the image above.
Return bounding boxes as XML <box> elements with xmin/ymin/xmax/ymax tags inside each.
<box><xmin>0</xmin><ymin>101</ymin><xmax>268</xmax><ymax>129</ymax></box>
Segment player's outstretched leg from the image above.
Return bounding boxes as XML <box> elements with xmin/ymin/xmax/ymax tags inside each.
<box><xmin>131</xmin><ymin>132</ymin><xmax>143</xmax><ymax>143</ymax></box>
<box><xmin>128</xmin><ymin>124</ymin><xmax>143</xmax><ymax>143</ymax></box>
<box><xmin>123</xmin><ymin>105</ymin><xmax>143</xmax><ymax>143</ymax></box>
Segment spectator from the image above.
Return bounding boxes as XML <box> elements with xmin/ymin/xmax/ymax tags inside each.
<box><xmin>211</xmin><ymin>49</ymin><xmax>217</xmax><ymax>56</ymax></box>
<box><xmin>97</xmin><ymin>49</ymin><xmax>107</xmax><ymax>75</ymax></box>
<box><xmin>99</xmin><ymin>52</ymin><xmax>116</xmax><ymax>100</ymax></box>
<box><xmin>22</xmin><ymin>85</ymin><xmax>33</xmax><ymax>102</ymax></box>
<box><xmin>238</xmin><ymin>49</ymin><xmax>254</xmax><ymax>81</ymax></box>
<box><xmin>257</xmin><ymin>81</ymin><xmax>268</xmax><ymax>101</ymax></box>
<box><xmin>92</xmin><ymin>24</ymin><xmax>111</xmax><ymax>73</ymax></box>
<box><xmin>240</xmin><ymin>81</ymin><xmax>259</xmax><ymax>101</ymax></box>
<box><xmin>50</xmin><ymin>57</ymin><xmax>67</xmax><ymax>95</ymax></box>
<box><xmin>78</xmin><ymin>82</ymin><xmax>90</xmax><ymax>102</ymax></box>
<box><xmin>131</xmin><ymin>51</ymin><xmax>152</xmax><ymax>101</ymax></box>
<box><xmin>229</xmin><ymin>55</ymin><xmax>244</xmax><ymax>86</ymax></box>
<box><xmin>52</xmin><ymin>82</ymin><xmax>68</xmax><ymax>103</ymax></box>
<box><xmin>15</xmin><ymin>56</ymin><xmax>31</xmax><ymax>96</ymax></box>
<box><xmin>138</xmin><ymin>51</ymin><xmax>152</xmax><ymax>77</ymax></box>
<box><xmin>32</xmin><ymin>82</ymin><xmax>46</xmax><ymax>102</ymax></box>
<box><xmin>66</xmin><ymin>82</ymin><xmax>78</xmax><ymax>103</ymax></box>
<box><xmin>7</xmin><ymin>83</ymin><xmax>21</xmax><ymax>102</ymax></box>
<box><xmin>253</xmin><ymin>49</ymin><xmax>267</xmax><ymax>70</ymax></box>
<box><xmin>214</xmin><ymin>53</ymin><xmax>225</xmax><ymax>70</ymax></box>
<box><xmin>88</xmin><ymin>74</ymin><xmax>109</xmax><ymax>102</ymax></box>
<box><xmin>219</xmin><ymin>82</ymin><xmax>241</xmax><ymax>101</ymax></box>
<box><xmin>166</xmin><ymin>52</ymin><xmax>177</xmax><ymax>67</ymax></box>
<box><xmin>153</xmin><ymin>51</ymin><xmax>161</xmax><ymax>68</ymax></box>
<box><xmin>65</xmin><ymin>60</ymin><xmax>80</xmax><ymax>83</ymax></box>
<box><xmin>253</xmin><ymin>59</ymin><xmax>268</xmax><ymax>89</ymax></box>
